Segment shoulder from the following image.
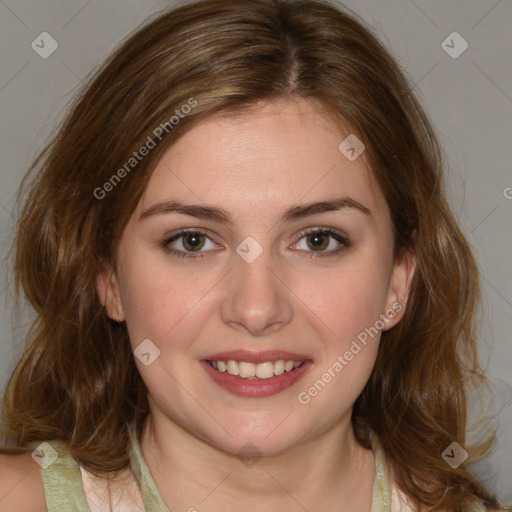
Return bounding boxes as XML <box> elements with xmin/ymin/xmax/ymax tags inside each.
<box><xmin>0</xmin><ymin>451</ymin><xmax>47</xmax><ymax>512</ymax></box>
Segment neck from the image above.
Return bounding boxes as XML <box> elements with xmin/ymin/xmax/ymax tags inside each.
<box><xmin>139</xmin><ymin>401</ymin><xmax>375</xmax><ymax>512</ymax></box>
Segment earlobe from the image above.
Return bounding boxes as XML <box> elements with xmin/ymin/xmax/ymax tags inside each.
<box><xmin>95</xmin><ymin>266</ymin><xmax>125</xmax><ymax>322</ymax></box>
<box><xmin>383</xmin><ymin>250</ymin><xmax>417</xmax><ymax>330</ymax></box>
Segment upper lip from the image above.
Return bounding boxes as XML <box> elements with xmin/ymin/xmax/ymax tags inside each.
<box><xmin>204</xmin><ymin>350</ymin><xmax>311</xmax><ymax>364</ymax></box>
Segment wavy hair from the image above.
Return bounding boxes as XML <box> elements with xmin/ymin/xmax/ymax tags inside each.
<box><xmin>0</xmin><ymin>0</ymin><xmax>504</xmax><ymax>509</ymax></box>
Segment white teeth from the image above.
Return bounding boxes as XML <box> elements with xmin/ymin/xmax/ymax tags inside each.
<box><xmin>255</xmin><ymin>362</ymin><xmax>274</xmax><ymax>379</ymax></box>
<box><xmin>209</xmin><ymin>359</ymin><xmax>304</xmax><ymax>379</ymax></box>
<box><xmin>238</xmin><ymin>362</ymin><xmax>255</xmax><ymax>378</ymax></box>
<box><xmin>226</xmin><ymin>360</ymin><xmax>239</xmax><ymax>376</ymax></box>
<box><xmin>273</xmin><ymin>360</ymin><xmax>285</xmax><ymax>375</ymax></box>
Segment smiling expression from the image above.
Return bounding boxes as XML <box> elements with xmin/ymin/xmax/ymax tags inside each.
<box><xmin>97</xmin><ymin>98</ymin><xmax>415</xmax><ymax>456</ymax></box>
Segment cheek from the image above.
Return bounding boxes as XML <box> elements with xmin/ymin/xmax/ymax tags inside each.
<box><xmin>294</xmin><ymin>256</ymin><xmax>388</xmax><ymax>416</ymax></box>
<box><xmin>299</xmin><ymin>252</ymin><xmax>391</xmax><ymax>347</ymax></box>
<box><xmin>116</xmin><ymin>253</ymin><xmax>216</xmax><ymax>352</ymax></box>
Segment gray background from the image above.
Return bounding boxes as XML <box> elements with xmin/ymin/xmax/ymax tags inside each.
<box><xmin>0</xmin><ymin>0</ymin><xmax>510</xmax><ymax>504</ymax></box>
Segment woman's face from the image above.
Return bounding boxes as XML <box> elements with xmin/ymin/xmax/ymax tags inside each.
<box><xmin>98</xmin><ymin>99</ymin><xmax>415</xmax><ymax>456</ymax></box>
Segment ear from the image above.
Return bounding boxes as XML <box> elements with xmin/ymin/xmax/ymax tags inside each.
<box><xmin>96</xmin><ymin>263</ymin><xmax>125</xmax><ymax>322</ymax></box>
<box><xmin>382</xmin><ymin>249</ymin><xmax>416</xmax><ymax>331</ymax></box>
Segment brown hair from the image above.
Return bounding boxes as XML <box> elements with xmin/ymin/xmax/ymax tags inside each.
<box><xmin>0</xmin><ymin>0</ymin><xmax>505</xmax><ymax>509</ymax></box>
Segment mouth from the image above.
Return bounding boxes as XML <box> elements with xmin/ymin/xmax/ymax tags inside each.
<box><xmin>206</xmin><ymin>359</ymin><xmax>305</xmax><ymax>379</ymax></box>
<box><xmin>201</xmin><ymin>351</ymin><xmax>313</xmax><ymax>398</ymax></box>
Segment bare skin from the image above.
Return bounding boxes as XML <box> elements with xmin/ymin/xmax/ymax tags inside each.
<box><xmin>97</xmin><ymin>98</ymin><xmax>416</xmax><ymax>511</ymax></box>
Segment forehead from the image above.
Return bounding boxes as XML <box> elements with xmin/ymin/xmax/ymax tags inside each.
<box><xmin>136</xmin><ymin>99</ymin><xmax>388</xmax><ymax>226</ymax></box>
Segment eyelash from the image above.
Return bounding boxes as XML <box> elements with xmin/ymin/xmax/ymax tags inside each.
<box><xmin>161</xmin><ymin>228</ymin><xmax>350</xmax><ymax>261</ymax></box>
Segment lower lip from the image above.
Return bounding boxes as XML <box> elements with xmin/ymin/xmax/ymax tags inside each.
<box><xmin>201</xmin><ymin>360</ymin><xmax>313</xmax><ymax>398</ymax></box>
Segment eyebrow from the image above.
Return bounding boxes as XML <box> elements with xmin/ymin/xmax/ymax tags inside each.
<box><xmin>139</xmin><ymin>197</ymin><xmax>372</xmax><ymax>224</ymax></box>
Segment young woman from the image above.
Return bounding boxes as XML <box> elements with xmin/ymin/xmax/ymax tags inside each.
<box><xmin>0</xmin><ymin>0</ymin><xmax>508</xmax><ymax>510</ymax></box>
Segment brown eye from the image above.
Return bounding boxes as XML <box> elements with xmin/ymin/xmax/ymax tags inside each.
<box><xmin>181</xmin><ymin>232</ymin><xmax>206</xmax><ymax>251</ymax></box>
<box><xmin>161</xmin><ymin>229</ymin><xmax>218</xmax><ymax>260</ymax></box>
<box><xmin>306</xmin><ymin>232</ymin><xmax>330</xmax><ymax>251</ymax></box>
<box><xmin>293</xmin><ymin>228</ymin><xmax>350</xmax><ymax>258</ymax></box>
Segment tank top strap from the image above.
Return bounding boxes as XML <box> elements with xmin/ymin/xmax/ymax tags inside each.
<box><xmin>128</xmin><ymin>430</ymin><xmax>170</xmax><ymax>511</ymax></box>
<box><xmin>27</xmin><ymin>439</ymin><xmax>91</xmax><ymax>511</ymax></box>
<box><xmin>367</xmin><ymin>431</ymin><xmax>391</xmax><ymax>511</ymax></box>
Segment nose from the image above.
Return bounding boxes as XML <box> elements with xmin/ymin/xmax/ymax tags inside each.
<box><xmin>219</xmin><ymin>247</ymin><xmax>294</xmax><ymax>336</ymax></box>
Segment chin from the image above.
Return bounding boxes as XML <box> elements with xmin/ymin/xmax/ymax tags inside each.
<box><xmin>200</xmin><ymin>420</ymin><xmax>306</xmax><ymax>458</ymax></box>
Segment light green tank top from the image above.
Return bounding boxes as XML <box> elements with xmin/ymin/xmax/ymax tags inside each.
<box><xmin>28</xmin><ymin>432</ymin><xmax>493</xmax><ymax>511</ymax></box>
